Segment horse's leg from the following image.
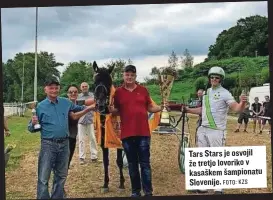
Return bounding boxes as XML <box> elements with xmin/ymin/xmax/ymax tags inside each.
<box><xmin>117</xmin><ymin>148</ymin><xmax>125</xmax><ymax>190</ymax></box>
<box><xmin>101</xmin><ymin>146</ymin><xmax>110</xmax><ymax>192</ymax></box>
<box><xmin>101</xmin><ymin>126</ymin><xmax>110</xmax><ymax>193</ymax></box>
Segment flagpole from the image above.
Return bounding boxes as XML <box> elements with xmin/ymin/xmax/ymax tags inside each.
<box><xmin>34</xmin><ymin>7</ymin><xmax>38</xmax><ymax>102</ymax></box>
<box><xmin>21</xmin><ymin>55</ymin><xmax>25</xmax><ymax>102</ymax></box>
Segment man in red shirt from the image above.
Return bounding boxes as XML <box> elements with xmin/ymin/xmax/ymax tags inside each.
<box><xmin>109</xmin><ymin>65</ymin><xmax>163</xmax><ymax>197</ymax></box>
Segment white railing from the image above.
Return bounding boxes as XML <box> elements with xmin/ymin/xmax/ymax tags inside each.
<box><xmin>3</xmin><ymin>102</ymin><xmax>28</xmax><ymax>117</ymax></box>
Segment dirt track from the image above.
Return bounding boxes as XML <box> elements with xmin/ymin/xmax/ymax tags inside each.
<box><xmin>5</xmin><ymin>115</ymin><xmax>272</xmax><ymax>199</ymax></box>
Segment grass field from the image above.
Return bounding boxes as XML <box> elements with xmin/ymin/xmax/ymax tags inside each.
<box><xmin>146</xmin><ymin>80</ymin><xmax>195</xmax><ymax>103</ymax></box>
<box><xmin>4</xmin><ymin>111</ymin><xmax>272</xmax><ymax>199</ymax></box>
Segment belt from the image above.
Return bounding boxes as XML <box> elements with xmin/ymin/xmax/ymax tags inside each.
<box><xmin>42</xmin><ymin>137</ymin><xmax>68</xmax><ymax>143</ymax></box>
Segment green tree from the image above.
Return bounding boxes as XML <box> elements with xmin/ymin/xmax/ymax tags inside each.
<box><xmin>181</xmin><ymin>49</ymin><xmax>194</xmax><ymax>69</ymax></box>
<box><xmin>207</xmin><ymin>15</ymin><xmax>268</xmax><ymax>60</ymax></box>
<box><xmin>60</xmin><ymin>61</ymin><xmax>93</xmax><ymax>95</ymax></box>
<box><xmin>194</xmin><ymin>77</ymin><xmax>208</xmax><ymax>92</ymax></box>
<box><xmin>3</xmin><ymin>52</ymin><xmax>63</xmax><ymax>102</ymax></box>
<box><xmin>168</xmin><ymin>50</ymin><xmax>179</xmax><ymax>69</ymax></box>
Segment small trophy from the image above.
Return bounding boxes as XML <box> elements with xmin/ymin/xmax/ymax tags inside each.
<box><xmin>30</xmin><ymin>102</ymin><xmax>41</xmax><ymax>130</ymax></box>
<box><xmin>158</xmin><ymin>67</ymin><xmax>176</xmax><ymax>126</ymax></box>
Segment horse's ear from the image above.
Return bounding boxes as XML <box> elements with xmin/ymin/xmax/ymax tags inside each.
<box><xmin>108</xmin><ymin>63</ymin><xmax>115</xmax><ymax>74</ymax></box>
<box><xmin>93</xmin><ymin>61</ymin><xmax>99</xmax><ymax>73</ymax></box>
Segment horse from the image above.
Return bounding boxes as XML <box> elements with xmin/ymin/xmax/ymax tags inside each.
<box><xmin>92</xmin><ymin>61</ymin><xmax>126</xmax><ymax>193</ymax></box>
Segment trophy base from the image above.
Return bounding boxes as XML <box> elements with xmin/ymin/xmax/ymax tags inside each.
<box><xmin>159</xmin><ymin>119</ymin><xmax>170</xmax><ymax>126</ymax></box>
<box><xmin>34</xmin><ymin>124</ymin><xmax>41</xmax><ymax>131</ymax></box>
<box><xmin>153</xmin><ymin>125</ymin><xmax>177</xmax><ymax>135</ymax></box>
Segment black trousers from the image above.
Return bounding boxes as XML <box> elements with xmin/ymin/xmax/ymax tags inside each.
<box><xmin>68</xmin><ymin>137</ymin><xmax>77</xmax><ymax>168</ymax></box>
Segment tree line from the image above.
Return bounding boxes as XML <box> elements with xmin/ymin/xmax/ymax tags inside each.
<box><xmin>144</xmin><ymin>15</ymin><xmax>269</xmax><ymax>100</ymax></box>
<box><xmin>2</xmin><ymin>15</ymin><xmax>269</xmax><ymax>102</ymax></box>
<box><xmin>2</xmin><ymin>52</ymin><xmax>133</xmax><ymax>102</ymax></box>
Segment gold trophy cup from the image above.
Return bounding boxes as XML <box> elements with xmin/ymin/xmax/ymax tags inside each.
<box><xmin>158</xmin><ymin>73</ymin><xmax>175</xmax><ymax>125</ymax></box>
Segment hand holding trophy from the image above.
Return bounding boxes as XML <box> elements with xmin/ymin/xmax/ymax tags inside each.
<box><xmin>30</xmin><ymin>101</ymin><xmax>41</xmax><ymax>130</ymax></box>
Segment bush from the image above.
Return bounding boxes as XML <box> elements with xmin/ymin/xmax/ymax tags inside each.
<box><xmin>194</xmin><ymin>77</ymin><xmax>208</xmax><ymax>92</ymax></box>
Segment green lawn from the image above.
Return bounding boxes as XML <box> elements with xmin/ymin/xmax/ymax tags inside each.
<box><xmin>4</xmin><ymin>111</ymin><xmax>40</xmax><ymax>172</ymax></box>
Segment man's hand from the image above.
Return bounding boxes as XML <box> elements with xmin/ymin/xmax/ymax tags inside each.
<box><xmin>108</xmin><ymin>104</ymin><xmax>115</xmax><ymax>113</ymax></box>
<box><xmin>181</xmin><ymin>105</ymin><xmax>187</xmax><ymax>113</ymax></box>
<box><xmin>160</xmin><ymin>101</ymin><xmax>170</xmax><ymax>111</ymax></box>
<box><xmin>240</xmin><ymin>93</ymin><xmax>247</xmax><ymax>103</ymax></box>
<box><xmin>4</xmin><ymin>130</ymin><xmax>10</xmax><ymax>137</ymax></box>
<box><xmin>32</xmin><ymin>116</ymin><xmax>38</xmax><ymax>125</ymax></box>
<box><xmin>86</xmin><ymin>104</ymin><xmax>96</xmax><ymax>111</ymax></box>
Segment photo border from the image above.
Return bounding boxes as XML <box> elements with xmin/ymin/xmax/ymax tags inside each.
<box><xmin>0</xmin><ymin>0</ymin><xmax>272</xmax><ymax>200</ymax></box>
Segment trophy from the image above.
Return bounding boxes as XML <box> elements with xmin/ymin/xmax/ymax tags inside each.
<box><xmin>30</xmin><ymin>101</ymin><xmax>41</xmax><ymax>130</ymax></box>
<box><xmin>158</xmin><ymin>67</ymin><xmax>176</xmax><ymax>126</ymax></box>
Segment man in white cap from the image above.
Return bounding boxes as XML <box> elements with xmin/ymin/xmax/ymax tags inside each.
<box><xmin>183</xmin><ymin>66</ymin><xmax>247</xmax><ymax>194</ymax></box>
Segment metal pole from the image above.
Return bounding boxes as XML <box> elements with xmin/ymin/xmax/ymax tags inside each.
<box><xmin>34</xmin><ymin>7</ymin><xmax>38</xmax><ymax>102</ymax></box>
<box><xmin>239</xmin><ymin>65</ymin><xmax>241</xmax><ymax>88</ymax></box>
<box><xmin>21</xmin><ymin>55</ymin><xmax>25</xmax><ymax>102</ymax></box>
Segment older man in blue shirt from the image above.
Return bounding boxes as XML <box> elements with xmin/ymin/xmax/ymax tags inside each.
<box><xmin>28</xmin><ymin>78</ymin><xmax>95</xmax><ymax>199</ymax></box>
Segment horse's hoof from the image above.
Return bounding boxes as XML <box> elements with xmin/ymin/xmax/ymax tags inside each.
<box><xmin>101</xmin><ymin>187</ymin><xmax>109</xmax><ymax>193</ymax></box>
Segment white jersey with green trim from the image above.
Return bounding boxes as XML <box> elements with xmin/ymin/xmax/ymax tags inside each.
<box><xmin>201</xmin><ymin>86</ymin><xmax>236</xmax><ymax>130</ymax></box>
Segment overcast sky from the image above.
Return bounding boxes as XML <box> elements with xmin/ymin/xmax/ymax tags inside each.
<box><xmin>1</xmin><ymin>1</ymin><xmax>268</xmax><ymax>81</ymax></box>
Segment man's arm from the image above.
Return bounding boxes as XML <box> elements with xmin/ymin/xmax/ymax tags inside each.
<box><xmin>4</xmin><ymin>117</ymin><xmax>10</xmax><ymax>136</ymax></box>
<box><xmin>108</xmin><ymin>92</ymin><xmax>120</xmax><ymax>115</ymax></box>
<box><xmin>258</xmin><ymin>104</ymin><xmax>263</xmax><ymax>115</ymax></box>
<box><xmin>145</xmin><ymin>88</ymin><xmax>163</xmax><ymax>113</ymax></box>
<box><xmin>109</xmin><ymin>106</ymin><xmax>120</xmax><ymax>115</ymax></box>
<box><xmin>147</xmin><ymin>103</ymin><xmax>163</xmax><ymax>113</ymax></box>
<box><xmin>69</xmin><ymin>105</ymin><xmax>95</xmax><ymax>120</ymax></box>
<box><xmin>27</xmin><ymin>120</ymin><xmax>38</xmax><ymax>133</ymax></box>
<box><xmin>184</xmin><ymin>107</ymin><xmax>202</xmax><ymax>115</ymax></box>
<box><xmin>229</xmin><ymin>102</ymin><xmax>246</xmax><ymax>113</ymax></box>
<box><xmin>251</xmin><ymin>104</ymin><xmax>257</xmax><ymax>115</ymax></box>
<box><xmin>228</xmin><ymin>92</ymin><xmax>247</xmax><ymax>113</ymax></box>
<box><xmin>4</xmin><ymin>117</ymin><xmax>9</xmax><ymax>131</ymax></box>
<box><xmin>69</xmin><ymin>99</ymin><xmax>88</xmax><ymax>112</ymax></box>
<box><xmin>260</xmin><ymin>103</ymin><xmax>264</xmax><ymax>115</ymax></box>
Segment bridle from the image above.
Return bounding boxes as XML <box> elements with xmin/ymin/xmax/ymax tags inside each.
<box><xmin>94</xmin><ymin>82</ymin><xmax>110</xmax><ymax>115</ymax></box>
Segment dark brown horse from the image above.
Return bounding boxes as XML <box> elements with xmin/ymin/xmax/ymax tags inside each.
<box><xmin>92</xmin><ymin>61</ymin><xmax>125</xmax><ymax>193</ymax></box>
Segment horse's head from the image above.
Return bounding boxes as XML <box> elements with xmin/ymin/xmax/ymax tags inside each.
<box><xmin>93</xmin><ymin>61</ymin><xmax>115</xmax><ymax>114</ymax></box>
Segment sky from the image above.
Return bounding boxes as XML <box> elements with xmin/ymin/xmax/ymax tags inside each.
<box><xmin>1</xmin><ymin>1</ymin><xmax>268</xmax><ymax>82</ymax></box>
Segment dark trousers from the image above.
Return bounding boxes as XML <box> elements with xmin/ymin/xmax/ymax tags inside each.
<box><xmin>122</xmin><ymin>136</ymin><xmax>153</xmax><ymax>196</ymax></box>
<box><xmin>68</xmin><ymin>137</ymin><xmax>77</xmax><ymax>168</ymax></box>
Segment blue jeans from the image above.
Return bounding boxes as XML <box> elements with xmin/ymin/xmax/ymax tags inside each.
<box><xmin>122</xmin><ymin>136</ymin><xmax>153</xmax><ymax>196</ymax></box>
<box><xmin>37</xmin><ymin>138</ymin><xmax>70</xmax><ymax>199</ymax></box>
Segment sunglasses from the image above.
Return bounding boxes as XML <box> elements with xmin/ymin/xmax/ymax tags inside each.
<box><xmin>68</xmin><ymin>91</ymin><xmax>78</xmax><ymax>94</ymax></box>
<box><xmin>210</xmin><ymin>76</ymin><xmax>220</xmax><ymax>80</ymax></box>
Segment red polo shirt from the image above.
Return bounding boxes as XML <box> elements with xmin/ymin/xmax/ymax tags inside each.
<box><xmin>113</xmin><ymin>84</ymin><xmax>152</xmax><ymax>140</ymax></box>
